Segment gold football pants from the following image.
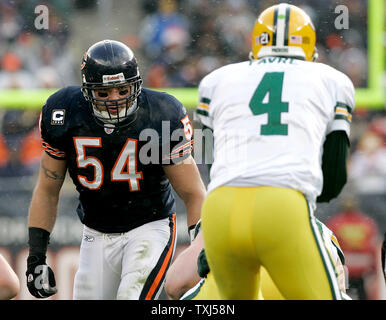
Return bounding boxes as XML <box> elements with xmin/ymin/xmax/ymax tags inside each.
<box><xmin>201</xmin><ymin>186</ymin><xmax>341</xmax><ymax>300</ymax></box>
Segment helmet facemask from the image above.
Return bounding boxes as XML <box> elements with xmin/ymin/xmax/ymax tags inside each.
<box><xmin>82</xmin><ymin>75</ymin><xmax>142</xmax><ymax>127</ymax></box>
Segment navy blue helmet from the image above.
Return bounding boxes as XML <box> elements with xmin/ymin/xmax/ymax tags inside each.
<box><xmin>81</xmin><ymin>40</ymin><xmax>143</xmax><ymax>127</ymax></box>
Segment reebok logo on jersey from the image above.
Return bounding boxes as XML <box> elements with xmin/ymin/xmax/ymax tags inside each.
<box><xmin>84</xmin><ymin>235</ymin><xmax>94</xmax><ymax>242</ymax></box>
<box><xmin>51</xmin><ymin>109</ymin><xmax>65</xmax><ymax>125</ymax></box>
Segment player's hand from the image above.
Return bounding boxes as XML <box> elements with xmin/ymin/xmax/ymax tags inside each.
<box><xmin>197</xmin><ymin>248</ymin><xmax>210</xmax><ymax>277</ymax></box>
<box><xmin>26</xmin><ymin>255</ymin><xmax>57</xmax><ymax>298</ymax></box>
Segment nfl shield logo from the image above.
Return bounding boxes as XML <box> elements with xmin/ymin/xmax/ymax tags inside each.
<box><xmin>104</xmin><ymin>124</ymin><xmax>115</xmax><ymax>134</ymax></box>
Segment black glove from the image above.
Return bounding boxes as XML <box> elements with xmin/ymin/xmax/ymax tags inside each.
<box><xmin>197</xmin><ymin>248</ymin><xmax>210</xmax><ymax>277</ymax></box>
<box><xmin>26</xmin><ymin>227</ymin><xmax>57</xmax><ymax>298</ymax></box>
<box><xmin>26</xmin><ymin>254</ymin><xmax>57</xmax><ymax>298</ymax></box>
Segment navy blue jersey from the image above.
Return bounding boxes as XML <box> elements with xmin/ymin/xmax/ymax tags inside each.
<box><xmin>40</xmin><ymin>86</ymin><xmax>193</xmax><ymax>233</ymax></box>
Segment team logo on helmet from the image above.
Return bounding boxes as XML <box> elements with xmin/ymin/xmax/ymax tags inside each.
<box><xmin>80</xmin><ymin>52</ymin><xmax>87</xmax><ymax>70</ymax></box>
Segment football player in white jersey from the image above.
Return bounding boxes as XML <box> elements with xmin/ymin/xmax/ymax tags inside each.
<box><xmin>195</xmin><ymin>3</ymin><xmax>355</xmax><ymax>300</ymax></box>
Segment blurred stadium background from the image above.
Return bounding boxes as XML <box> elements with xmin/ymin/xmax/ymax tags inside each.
<box><xmin>0</xmin><ymin>0</ymin><xmax>384</xmax><ymax>300</ymax></box>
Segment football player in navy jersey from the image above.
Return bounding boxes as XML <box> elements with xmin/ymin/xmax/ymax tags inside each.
<box><xmin>25</xmin><ymin>40</ymin><xmax>206</xmax><ymax>299</ymax></box>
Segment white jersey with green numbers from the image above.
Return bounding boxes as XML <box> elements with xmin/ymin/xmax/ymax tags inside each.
<box><xmin>195</xmin><ymin>57</ymin><xmax>355</xmax><ymax>207</ymax></box>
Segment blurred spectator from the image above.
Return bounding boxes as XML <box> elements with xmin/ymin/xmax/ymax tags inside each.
<box><xmin>139</xmin><ymin>0</ymin><xmax>369</xmax><ymax>89</ymax></box>
<box><xmin>368</xmin><ymin>117</ymin><xmax>386</xmax><ymax>142</ymax></box>
<box><xmin>139</xmin><ymin>0</ymin><xmax>190</xmax><ymax>62</ymax></box>
<box><xmin>145</xmin><ymin>63</ymin><xmax>171</xmax><ymax>88</ymax></box>
<box><xmin>0</xmin><ymin>0</ymin><xmax>76</xmax><ymax>88</ymax></box>
<box><xmin>0</xmin><ymin>52</ymin><xmax>35</xmax><ymax>89</ymax></box>
<box><xmin>0</xmin><ymin>0</ymin><xmax>76</xmax><ymax>176</ymax></box>
<box><xmin>0</xmin><ymin>1</ymin><xmax>76</xmax><ymax>221</ymax></box>
<box><xmin>326</xmin><ymin>195</ymin><xmax>383</xmax><ymax>300</ymax></box>
<box><xmin>348</xmin><ymin>119</ymin><xmax>386</xmax><ymax>233</ymax></box>
<box><xmin>213</xmin><ymin>0</ymin><xmax>255</xmax><ymax>62</ymax></box>
<box><xmin>0</xmin><ymin>110</ymin><xmax>41</xmax><ymax>177</ymax></box>
<box><xmin>0</xmin><ymin>1</ymin><xmax>24</xmax><ymax>44</ymax></box>
<box><xmin>0</xmin><ymin>109</ymin><xmax>42</xmax><ymax>219</ymax></box>
<box><xmin>34</xmin><ymin>47</ymin><xmax>63</xmax><ymax>88</ymax></box>
<box><xmin>335</xmin><ymin>30</ymin><xmax>368</xmax><ymax>87</ymax></box>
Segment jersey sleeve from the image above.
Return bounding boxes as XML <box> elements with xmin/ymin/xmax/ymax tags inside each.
<box><xmin>161</xmin><ymin>95</ymin><xmax>194</xmax><ymax>165</ymax></box>
<box><xmin>326</xmin><ymin>71</ymin><xmax>355</xmax><ymax>136</ymax></box>
<box><xmin>39</xmin><ymin>89</ymin><xmax>69</xmax><ymax>160</ymax></box>
<box><xmin>194</xmin><ymin>72</ymin><xmax>219</xmax><ymax>130</ymax></box>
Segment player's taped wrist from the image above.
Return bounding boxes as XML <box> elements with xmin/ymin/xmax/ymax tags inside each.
<box><xmin>188</xmin><ymin>224</ymin><xmax>196</xmax><ymax>243</ymax></box>
<box><xmin>28</xmin><ymin>227</ymin><xmax>50</xmax><ymax>257</ymax></box>
<box><xmin>188</xmin><ymin>220</ymin><xmax>201</xmax><ymax>244</ymax></box>
<box><xmin>26</xmin><ymin>227</ymin><xmax>57</xmax><ymax>298</ymax></box>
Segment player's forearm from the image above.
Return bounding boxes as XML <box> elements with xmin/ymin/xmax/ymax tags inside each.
<box><xmin>184</xmin><ymin>192</ymin><xmax>205</xmax><ymax>227</ymax></box>
<box><xmin>28</xmin><ymin>153</ymin><xmax>66</xmax><ymax>232</ymax></box>
<box><xmin>0</xmin><ymin>255</ymin><xmax>20</xmax><ymax>300</ymax></box>
<box><xmin>180</xmin><ymin>162</ymin><xmax>206</xmax><ymax>227</ymax></box>
<box><xmin>165</xmin><ymin>233</ymin><xmax>204</xmax><ymax>299</ymax></box>
<box><xmin>28</xmin><ymin>187</ymin><xmax>60</xmax><ymax>232</ymax></box>
<box><xmin>165</xmin><ymin>254</ymin><xmax>195</xmax><ymax>299</ymax></box>
<box><xmin>163</xmin><ymin>155</ymin><xmax>206</xmax><ymax>227</ymax></box>
<box><xmin>317</xmin><ymin>131</ymin><xmax>349</xmax><ymax>203</ymax></box>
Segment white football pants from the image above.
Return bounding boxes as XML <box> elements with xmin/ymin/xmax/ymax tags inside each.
<box><xmin>73</xmin><ymin>214</ymin><xmax>176</xmax><ymax>300</ymax></box>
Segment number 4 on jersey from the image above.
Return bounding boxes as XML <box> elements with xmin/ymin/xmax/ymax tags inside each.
<box><xmin>249</xmin><ymin>72</ymin><xmax>288</xmax><ymax>135</ymax></box>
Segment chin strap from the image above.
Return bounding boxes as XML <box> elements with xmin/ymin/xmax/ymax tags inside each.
<box><xmin>90</xmin><ymin>99</ymin><xmax>139</xmax><ymax>130</ymax></box>
<box><xmin>248</xmin><ymin>51</ymin><xmax>255</xmax><ymax>61</ymax></box>
<box><xmin>312</xmin><ymin>47</ymin><xmax>319</xmax><ymax>62</ymax></box>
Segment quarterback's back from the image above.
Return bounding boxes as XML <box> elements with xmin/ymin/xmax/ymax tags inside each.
<box><xmin>197</xmin><ymin>2</ymin><xmax>354</xmax><ymax>301</ymax></box>
<box><xmin>196</xmin><ymin>56</ymin><xmax>354</xmax><ymax>205</ymax></box>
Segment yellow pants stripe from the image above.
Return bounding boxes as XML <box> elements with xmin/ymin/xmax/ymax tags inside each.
<box><xmin>307</xmin><ymin>209</ymin><xmax>342</xmax><ymax>299</ymax></box>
